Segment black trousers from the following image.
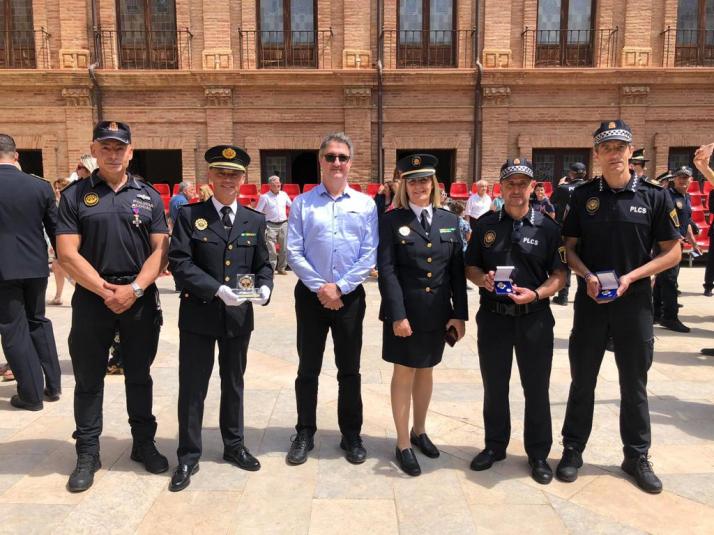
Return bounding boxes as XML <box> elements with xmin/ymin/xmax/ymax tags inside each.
<box><xmin>294</xmin><ymin>281</ymin><xmax>365</xmax><ymax>440</ymax></box>
<box><xmin>177</xmin><ymin>330</ymin><xmax>250</xmax><ymax>465</ymax></box>
<box><xmin>653</xmin><ymin>265</ymin><xmax>680</xmax><ymax>319</ymax></box>
<box><xmin>705</xmin><ymin>244</ymin><xmax>714</xmax><ymax>290</ymax></box>
<box><xmin>0</xmin><ymin>278</ymin><xmax>61</xmax><ymax>404</ymax></box>
<box><xmin>476</xmin><ymin>305</ymin><xmax>554</xmax><ymax>459</ymax></box>
<box><xmin>69</xmin><ymin>285</ymin><xmax>161</xmax><ymax>455</ymax></box>
<box><xmin>562</xmin><ymin>285</ymin><xmax>654</xmax><ymax>458</ymax></box>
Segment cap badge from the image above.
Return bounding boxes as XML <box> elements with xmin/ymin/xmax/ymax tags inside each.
<box><xmin>608</xmin><ymin>121</ymin><xmax>616</xmax><ymax>129</ymax></box>
<box><xmin>222</xmin><ymin>147</ymin><xmax>237</xmax><ymax>160</ymax></box>
<box><xmin>194</xmin><ymin>218</ymin><xmax>208</xmax><ymax>230</ymax></box>
<box><xmin>513</xmin><ymin>158</ymin><xmax>520</xmax><ymax>165</ymax></box>
<box><xmin>399</xmin><ymin>226</ymin><xmax>411</xmax><ymax>237</ymax></box>
<box><xmin>83</xmin><ymin>192</ymin><xmax>99</xmax><ymax>207</ymax></box>
<box><xmin>411</xmin><ymin>156</ymin><xmax>422</xmax><ymax>167</ymax></box>
<box><xmin>586</xmin><ymin>197</ymin><xmax>600</xmax><ymax>215</ymax></box>
<box><xmin>483</xmin><ymin>230</ymin><xmax>496</xmax><ymax>247</ymax></box>
<box><xmin>108</xmin><ymin>122</ymin><xmax>119</xmax><ymax>131</ymax></box>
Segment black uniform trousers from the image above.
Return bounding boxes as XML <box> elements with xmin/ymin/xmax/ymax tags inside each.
<box><xmin>562</xmin><ymin>285</ymin><xmax>654</xmax><ymax>459</ymax></box>
<box><xmin>653</xmin><ymin>264</ymin><xmax>680</xmax><ymax>320</ymax></box>
<box><xmin>476</xmin><ymin>304</ymin><xmax>554</xmax><ymax>460</ymax></box>
<box><xmin>0</xmin><ymin>278</ymin><xmax>61</xmax><ymax>403</ymax></box>
<box><xmin>69</xmin><ymin>285</ymin><xmax>160</xmax><ymax>455</ymax></box>
<box><xmin>177</xmin><ymin>331</ymin><xmax>249</xmax><ymax>465</ymax></box>
<box><xmin>704</xmin><ymin>246</ymin><xmax>714</xmax><ymax>290</ymax></box>
<box><xmin>294</xmin><ymin>281</ymin><xmax>365</xmax><ymax>440</ymax></box>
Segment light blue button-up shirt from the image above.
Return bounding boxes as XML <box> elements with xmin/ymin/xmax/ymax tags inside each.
<box><xmin>287</xmin><ymin>183</ymin><xmax>378</xmax><ymax>294</ymax></box>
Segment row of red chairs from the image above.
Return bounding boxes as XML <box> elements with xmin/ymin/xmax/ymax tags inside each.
<box><xmin>688</xmin><ymin>181</ymin><xmax>713</xmax><ymax>194</ymax></box>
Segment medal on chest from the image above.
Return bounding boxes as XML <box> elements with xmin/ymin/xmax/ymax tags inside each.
<box><xmin>132</xmin><ymin>207</ymin><xmax>141</xmax><ymax>228</ymax></box>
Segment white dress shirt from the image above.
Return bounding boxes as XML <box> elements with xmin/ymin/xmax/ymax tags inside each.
<box><xmin>466</xmin><ymin>193</ymin><xmax>492</xmax><ymax>219</ymax></box>
<box><xmin>256</xmin><ymin>190</ymin><xmax>292</xmax><ymax>223</ymax></box>
<box><xmin>211</xmin><ymin>196</ymin><xmax>237</xmax><ymax>224</ymax></box>
<box><xmin>409</xmin><ymin>202</ymin><xmax>433</xmax><ymax>225</ymax></box>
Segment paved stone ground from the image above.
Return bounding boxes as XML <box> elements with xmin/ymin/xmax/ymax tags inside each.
<box><xmin>1</xmin><ymin>266</ymin><xmax>714</xmax><ymax>534</ymax></box>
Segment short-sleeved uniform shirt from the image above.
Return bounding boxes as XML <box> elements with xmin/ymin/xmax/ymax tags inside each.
<box><xmin>465</xmin><ymin>207</ymin><xmax>566</xmax><ymax>303</ymax></box>
<box><xmin>667</xmin><ymin>188</ymin><xmax>691</xmax><ymax>238</ymax></box>
<box><xmin>56</xmin><ymin>171</ymin><xmax>168</xmax><ymax>275</ymax></box>
<box><xmin>562</xmin><ymin>175</ymin><xmax>680</xmax><ymax>289</ymax></box>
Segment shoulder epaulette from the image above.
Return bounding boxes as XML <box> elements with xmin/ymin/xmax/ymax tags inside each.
<box><xmin>641</xmin><ymin>176</ymin><xmax>663</xmax><ymax>188</ymax></box>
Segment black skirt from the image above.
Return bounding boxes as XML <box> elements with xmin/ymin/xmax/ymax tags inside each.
<box><xmin>382</xmin><ymin>322</ymin><xmax>446</xmax><ymax>369</ymax></box>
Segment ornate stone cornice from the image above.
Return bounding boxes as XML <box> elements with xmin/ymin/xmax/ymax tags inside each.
<box><xmin>204</xmin><ymin>87</ymin><xmax>232</xmax><ymax>107</ymax></box>
<box><xmin>61</xmin><ymin>87</ymin><xmax>91</xmax><ymax>106</ymax></box>
<box><xmin>344</xmin><ymin>87</ymin><xmax>371</xmax><ymax>106</ymax></box>
<box><xmin>621</xmin><ymin>85</ymin><xmax>650</xmax><ymax>105</ymax></box>
<box><xmin>482</xmin><ymin>86</ymin><xmax>511</xmax><ymax>105</ymax></box>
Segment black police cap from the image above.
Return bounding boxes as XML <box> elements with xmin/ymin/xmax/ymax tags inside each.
<box><xmin>500</xmin><ymin>158</ymin><xmax>534</xmax><ymax>181</ymax></box>
<box><xmin>655</xmin><ymin>170</ymin><xmax>674</xmax><ymax>183</ymax></box>
<box><xmin>93</xmin><ymin>121</ymin><xmax>131</xmax><ymax>144</ymax></box>
<box><xmin>629</xmin><ymin>148</ymin><xmax>649</xmax><ymax>163</ymax></box>
<box><xmin>673</xmin><ymin>165</ymin><xmax>693</xmax><ymax>177</ymax></box>
<box><xmin>396</xmin><ymin>153</ymin><xmax>439</xmax><ymax>180</ymax></box>
<box><xmin>593</xmin><ymin>120</ymin><xmax>633</xmax><ymax>145</ymax></box>
<box><xmin>569</xmin><ymin>162</ymin><xmax>587</xmax><ymax>174</ymax></box>
<box><xmin>204</xmin><ymin>145</ymin><xmax>250</xmax><ymax>172</ymax></box>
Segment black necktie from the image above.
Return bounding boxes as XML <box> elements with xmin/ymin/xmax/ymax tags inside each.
<box><xmin>220</xmin><ymin>206</ymin><xmax>233</xmax><ymax>229</ymax></box>
<box><xmin>420</xmin><ymin>209</ymin><xmax>431</xmax><ymax>234</ymax></box>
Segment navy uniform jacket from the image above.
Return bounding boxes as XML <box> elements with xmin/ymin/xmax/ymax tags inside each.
<box><xmin>377</xmin><ymin>207</ymin><xmax>468</xmax><ymax>331</ymax></box>
<box><xmin>0</xmin><ymin>164</ymin><xmax>56</xmax><ymax>281</ymax></box>
<box><xmin>168</xmin><ymin>200</ymin><xmax>273</xmax><ymax>338</ymax></box>
<box><xmin>667</xmin><ymin>188</ymin><xmax>691</xmax><ymax>238</ymax></box>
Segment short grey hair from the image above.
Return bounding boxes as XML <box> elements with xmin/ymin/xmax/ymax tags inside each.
<box><xmin>177</xmin><ymin>181</ymin><xmax>191</xmax><ymax>193</ymax></box>
<box><xmin>476</xmin><ymin>180</ymin><xmax>488</xmax><ymax>188</ymax></box>
<box><xmin>0</xmin><ymin>133</ymin><xmax>17</xmax><ymax>158</ymax></box>
<box><xmin>268</xmin><ymin>175</ymin><xmax>281</xmax><ymax>185</ymax></box>
<box><xmin>319</xmin><ymin>132</ymin><xmax>353</xmax><ymax>159</ymax></box>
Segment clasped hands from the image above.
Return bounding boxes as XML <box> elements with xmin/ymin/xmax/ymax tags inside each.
<box><xmin>216</xmin><ymin>285</ymin><xmax>271</xmax><ymax>307</ymax></box>
<box><xmin>317</xmin><ymin>283</ymin><xmax>343</xmax><ymax>310</ymax></box>
<box><xmin>102</xmin><ymin>282</ymin><xmax>137</xmax><ymax>314</ymax></box>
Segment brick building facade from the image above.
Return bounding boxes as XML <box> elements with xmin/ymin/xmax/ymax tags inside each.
<box><xmin>1</xmin><ymin>0</ymin><xmax>712</xmax><ymax>189</ymax></box>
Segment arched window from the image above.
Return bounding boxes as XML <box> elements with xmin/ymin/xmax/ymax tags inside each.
<box><xmin>116</xmin><ymin>0</ymin><xmax>179</xmax><ymax>69</ymax></box>
<box><xmin>0</xmin><ymin>0</ymin><xmax>36</xmax><ymax>68</ymax></box>
<box><xmin>676</xmin><ymin>0</ymin><xmax>714</xmax><ymax>65</ymax></box>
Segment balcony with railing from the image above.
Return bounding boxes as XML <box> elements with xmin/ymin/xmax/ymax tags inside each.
<box><xmin>521</xmin><ymin>27</ymin><xmax>618</xmax><ymax>68</ymax></box>
<box><xmin>93</xmin><ymin>28</ymin><xmax>192</xmax><ymax>69</ymax></box>
<box><xmin>662</xmin><ymin>27</ymin><xmax>714</xmax><ymax>67</ymax></box>
<box><xmin>381</xmin><ymin>29</ymin><xmax>475</xmax><ymax>69</ymax></box>
<box><xmin>238</xmin><ymin>29</ymin><xmax>333</xmax><ymax>69</ymax></box>
<box><xmin>0</xmin><ymin>28</ymin><xmax>50</xmax><ymax>69</ymax></box>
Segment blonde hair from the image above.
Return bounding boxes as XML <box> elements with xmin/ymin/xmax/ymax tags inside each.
<box><xmin>198</xmin><ymin>184</ymin><xmax>213</xmax><ymax>201</ymax></box>
<box><xmin>54</xmin><ymin>177</ymin><xmax>70</xmax><ymax>191</ymax></box>
<box><xmin>393</xmin><ymin>174</ymin><xmax>441</xmax><ymax>209</ymax></box>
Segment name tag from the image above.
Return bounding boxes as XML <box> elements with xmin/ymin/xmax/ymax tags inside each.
<box><xmin>439</xmin><ymin>227</ymin><xmax>456</xmax><ymax>233</ymax></box>
<box><xmin>241</xmin><ymin>232</ymin><xmax>257</xmax><ymax>237</ymax></box>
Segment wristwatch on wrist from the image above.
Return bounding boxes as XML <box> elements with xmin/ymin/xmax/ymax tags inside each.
<box><xmin>130</xmin><ymin>281</ymin><xmax>144</xmax><ymax>298</ymax></box>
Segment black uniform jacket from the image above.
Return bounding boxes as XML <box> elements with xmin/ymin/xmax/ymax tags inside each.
<box><xmin>377</xmin><ymin>207</ymin><xmax>468</xmax><ymax>331</ymax></box>
<box><xmin>0</xmin><ymin>165</ymin><xmax>56</xmax><ymax>281</ymax></box>
<box><xmin>168</xmin><ymin>200</ymin><xmax>273</xmax><ymax>338</ymax></box>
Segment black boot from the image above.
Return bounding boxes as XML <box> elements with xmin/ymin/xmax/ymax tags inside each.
<box><xmin>621</xmin><ymin>455</ymin><xmax>662</xmax><ymax>494</ymax></box>
<box><xmin>67</xmin><ymin>453</ymin><xmax>101</xmax><ymax>492</ymax></box>
<box><xmin>556</xmin><ymin>445</ymin><xmax>583</xmax><ymax>483</ymax></box>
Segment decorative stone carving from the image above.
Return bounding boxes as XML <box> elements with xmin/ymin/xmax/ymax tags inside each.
<box><xmin>482</xmin><ymin>86</ymin><xmax>511</xmax><ymax>105</ymax></box>
<box><xmin>344</xmin><ymin>87</ymin><xmax>371</xmax><ymax>106</ymax></box>
<box><xmin>61</xmin><ymin>87</ymin><xmax>91</xmax><ymax>107</ymax></box>
<box><xmin>621</xmin><ymin>86</ymin><xmax>650</xmax><ymax>105</ymax></box>
<box><xmin>621</xmin><ymin>47</ymin><xmax>652</xmax><ymax>68</ymax></box>
<box><xmin>482</xmin><ymin>49</ymin><xmax>512</xmax><ymax>68</ymax></box>
<box><xmin>204</xmin><ymin>87</ymin><xmax>233</xmax><ymax>107</ymax></box>
<box><xmin>59</xmin><ymin>49</ymin><xmax>90</xmax><ymax>69</ymax></box>
<box><xmin>203</xmin><ymin>49</ymin><xmax>234</xmax><ymax>70</ymax></box>
<box><xmin>343</xmin><ymin>49</ymin><xmax>371</xmax><ymax>69</ymax></box>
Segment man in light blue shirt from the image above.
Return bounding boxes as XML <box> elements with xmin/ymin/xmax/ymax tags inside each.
<box><xmin>286</xmin><ymin>132</ymin><xmax>378</xmax><ymax>466</ymax></box>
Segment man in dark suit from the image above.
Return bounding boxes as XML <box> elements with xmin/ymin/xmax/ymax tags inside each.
<box><xmin>0</xmin><ymin>133</ymin><xmax>61</xmax><ymax>411</ymax></box>
<box><xmin>168</xmin><ymin>145</ymin><xmax>273</xmax><ymax>492</ymax></box>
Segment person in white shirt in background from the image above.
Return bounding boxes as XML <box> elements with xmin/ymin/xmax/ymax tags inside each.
<box><xmin>465</xmin><ymin>180</ymin><xmax>492</xmax><ymax>222</ymax></box>
<box><xmin>256</xmin><ymin>175</ymin><xmax>292</xmax><ymax>274</ymax></box>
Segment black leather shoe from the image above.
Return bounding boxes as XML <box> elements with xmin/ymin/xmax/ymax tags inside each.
<box><xmin>396</xmin><ymin>447</ymin><xmax>421</xmax><ymax>476</ymax></box>
<box><xmin>130</xmin><ymin>441</ymin><xmax>169</xmax><ymax>474</ymax></box>
<box><xmin>410</xmin><ymin>430</ymin><xmax>440</xmax><ymax>458</ymax></box>
<box><xmin>556</xmin><ymin>445</ymin><xmax>583</xmax><ymax>483</ymax></box>
<box><xmin>469</xmin><ymin>449</ymin><xmax>506</xmax><ymax>471</ymax></box>
<box><xmin>701</xmin><ymin>348</ymin><xmax>714</xmax><ymax>357</ymax></box>
<box><xmin>621</xmin><ymin>455</ymin><xmax>662</xmax><ymax>494</ymax></box>
<box><xmin>340</xmin><ymin>437</ymin><xmax>367</xmax><ymax>464</ymax></box>
<box><xmin>286</xmin><ymin>431</ymin><xmax>314</xmax><ymax>465</ymax></box>
<box><xmin>10</xmin><ymin>395</ymin><xmax>43</xmax><ymax>411</ymax></box>
<box><xmin>67</xmin><ymin>453</ymin><xmax>101</xmax><ymax>492</ymax></box>
<box><xmin>660</xmin><ymin>318</ymin><xmax>690</xmax><ymax>333</ymax></box>
<box><xmin>224</xmin><ymin>445</ymin><xmax>261</xmax><ymax>472</ymax></box>
<box><xmin>529</xmin><ymin>458</ymin><xmax>553</xmax><ymax>485</ymax></box>
<box><xmin>169</xmin><ymin>463</ymin><xmax>199</xmax><ymax>492</ymax></box>
<box><xmin>705</xmin><ymin>288</ymin><xmax>713</xmax><ymax>297</ymax></box>
<box><xmin>43</xmin><ymin>388</ymin><xmax>61</xmax><ymax>402</ymax></box>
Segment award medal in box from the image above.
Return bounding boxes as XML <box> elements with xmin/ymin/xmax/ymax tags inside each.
<box><xmin>494</xmin><ymin>266</ymin><xmax>515</xmax><ymax>295</ymax></box>
<box><xmin>595</xmin><ymin>270</ymin><xmax>619</xmax><ymax>301</ymax></box>
<box><xmin>234</xmin><ymin>274</ymin><xmax>261</xmax><ymax>300</ymax></box>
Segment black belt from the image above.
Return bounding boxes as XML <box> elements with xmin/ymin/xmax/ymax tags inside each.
<box><xmin>480</xmin><ymin>298</ymin><xmax>549</xmax><ymax>317</ymax></box>
<box><xmin>102</xmin><ymin>274</ymin><xmax>137</xmax><ymax>284</ymax></box>
<box><xmin>267</xmin><ymin>220</ymin><xmax>287</xmax><ymax>225</ymax></box>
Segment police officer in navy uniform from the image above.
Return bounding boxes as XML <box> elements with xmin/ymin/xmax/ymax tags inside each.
<box><xmin>168</xmin><ymin>145</ymin><xmax>273</xmax><ymax>492</ymax></box>
<box><xmin>465</xmin><ymin>158</ymin><xmax>566</xmax><ymax>485</ymax></box>
<box><xmin>653</xmin><ymin>166</ymin><xmax>699</xmax><ymax>332</ymax></box>
<box><xmin>629</xmin><ymin>148</ymin><xmax>649</xmax><ymax>179</ymax></box>
<box><xmin>377</xmin><ymin>154</ymin><xmax>468</xmax><ymax>476</ymax></box>
<box><xmin>556</xmin><ymin>120</ymin><xmax>681</xmax><ymax>494</ymax></box>
<box><xmin>57</xmin><ymin>121</ymin><xmax>170</xmax><ymax>492</ymax></box>
<box><xmin>0</xmin><ymin>133</ymin><xmax>62</xmax><ymax>411</ymax></box>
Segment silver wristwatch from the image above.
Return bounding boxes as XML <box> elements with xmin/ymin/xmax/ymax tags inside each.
<box><xmin>130</xmin><ymin>281</ymin><xmax>144</xmax><ymax>298</ymax></box>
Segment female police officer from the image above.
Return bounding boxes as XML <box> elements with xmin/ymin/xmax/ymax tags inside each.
<box><xmin>377</xmin><ymin>154</ymin><xmax>468</xmax><ymax>476</ymax></box>
<box><xmin>465</xmin><ymin>158</ymin><xmax>566</xmax><ymax>485</ymax></box>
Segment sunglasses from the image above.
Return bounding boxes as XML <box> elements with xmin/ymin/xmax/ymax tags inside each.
<box><xmin>324</xmin><ymin>153</ymin><xmax>350</xmax><ymax>163</ymax></box>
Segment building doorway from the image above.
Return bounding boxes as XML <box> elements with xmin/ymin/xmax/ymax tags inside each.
<box><xmin>129</xmin><ymin>149</ymin><xmax>182</xmax><ymax>185</ymax></box>
<box><xmin>18</xmin><ymin>149</ymin><xmax>43</xmax><ymax>177</ymax></box>
<box><xmin>260</xmin><ymin>150</ymin><xmax>319</xmax><ymax>187</ymax></box>
<box><xmin>532</xmin><ymin>148</ymin><xmax>591</xmax><ymax>188</ymax></box>
<box><xmin>396</xmin><ymin>149</ymin><xmax>455</xmax><ymax>188</ymax></box>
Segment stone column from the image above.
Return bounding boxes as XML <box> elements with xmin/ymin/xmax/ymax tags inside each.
<box><xmin>621</xmin><ymin>0</ymin><xmax>653</xmax><ymax>67</ymax></box>
<box><xmin>203</xmin><ymin>87</ymin><xmax>235</xmax><ymax>182</ymax></box>
<box><xmin>62</xmin><ymin>87</ymin><xmax>94</xmax><ymax>176</ymax></box>
<box><xmin>620</xmin><ymin>85</ymin><xmax>651</xmax><ymax>173</ymax></box>
<box><xmin>343</xmin><ymin>87</ymin><xmax>373</xmax><ymax>184</ymax></box>
<box><xmin>482</xmin><ymin>0</ymin><xmax>512</xmax><ymax>68</ymax></box>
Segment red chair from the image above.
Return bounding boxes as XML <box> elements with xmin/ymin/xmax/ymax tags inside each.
<box><xmin>260</xmin><ymin>184</ymin><xmax>271</xmax><ymax>194</ymax></box>
<box><xmin>172</xmin><ymin>183</ymin><xmax>181</xmax><ymax>195</ymax></box>
<box><xmin>367</xmin><ymin>183</ymin><xmax>381</xmax><ymax>198</ymax></box>
<box><xmin>691</xmin><ymin>193</ymin><xmax>706</xmax><ymax>208</ymax></box>
<box><xmin>161</xmin><ymin>195</ymin><xmax>170</xmax><ymax>211</ymax></box>
<box><xmin>692</xmin><ymin>209</ymin><xmax>707</xmax><ymax>224</ymax></box>
<box><xmin>283</xmin><ymin>183</ymin><xmax>301</xmax><ymax>199</ymax></box>
<box><xmin>302</xmin><ymin>183</ymin><xmax>318</xmax><ymax>193</ymax></box>
<box><xmin>239</xmin><ymin>184</ymin><xmax>258</xmax><ymax>196</ymax></box>
<box><xmin>154</xmin><ymin>183</ymin><xmax>170</xmax><ymax>196</ymax></box>
<box><xmin>439</xmin><ymin>182</ymin><xmax>446</xmax><ymax>192</ymax></box>
<box><xmin>350</xmin><ymin>183</ymin><xmax>363</xmax><ymax>192</ymax></box>
<box><xmin>543</xmin><ymin>182</ymin><xmax>553</xmax><ymax>196</ymax></box>
<box><xmin>449</xmin><ymin>182</ymin><xmax>469</xmax><ymax>200</ymax></box>
<box><xmin>492</xmin><ymin>183</ymin><xmax>501</xmax><ymax>196</ymax></box>
<box><xmin>688</xmin><ymin>182</ymin><xmax>702</xmax><ymax>194</ymax></box>
<box><xmin>238</xmin><ymin>196</ymin><xmax>253</xmax><ymax>206</ymax></box>
<box><xmin>703</xmin><ymin>181</ymin><xmax>713</xmax><ymax>194</ymax></box>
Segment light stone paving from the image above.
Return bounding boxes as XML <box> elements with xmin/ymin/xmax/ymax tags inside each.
<box><xmin>1</xmin><ymin>266</ymin><xmax>714</xmax><ymax>534</ymax></box>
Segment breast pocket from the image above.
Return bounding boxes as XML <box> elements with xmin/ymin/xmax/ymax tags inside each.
<box><xmin>234</xmin><ymin>235</ymin><xmax>257</xmax><ymax>267</ymax></box>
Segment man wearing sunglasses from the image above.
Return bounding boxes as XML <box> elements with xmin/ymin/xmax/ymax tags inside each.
<box><xmin>286</xmin><ymin>132</ymin><xmax>378</xmax><ymax>465</ymax></box>
<box><xmin>465</xmin><ymin>158</ymin><xmax>566</xmax><ymax>485</ymax></box>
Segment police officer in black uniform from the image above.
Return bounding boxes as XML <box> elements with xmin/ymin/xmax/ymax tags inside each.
<box><xmin>0</xmin><ymin>133</ymin><xmax>61</xmax><ymax>411</ymax></box>
<box><xmin>556</xmin><ymin>120</ymin><xmax>681</xmax><ymax>494</ymax></box>
<box><xmin>465</xmin><ymin>158</ymin><xmax>566</xmax><ymax>485</ymax></box>
<box><xmin>629</xmin><ymin>148</ymin><xmax>649</xmax><ymax>179</ymax></box>
<box><xmin>653</xmin><ymin>166</ymin><xmax>699</xmax><ymax>332</ymax></box>
<box><xmin>168</xmin><ymin>145</ymin><xmax>273</xmax><ymax>492</ymax></box>
<box><xmin>551</xmin><ymin>162</ymin><xmax>588</xmax><ymax>305</ymax></box>
<box><xmin>57</xmin><ymin>121</ymin><xmax>170</xmax><ymax>492</ymax></box>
